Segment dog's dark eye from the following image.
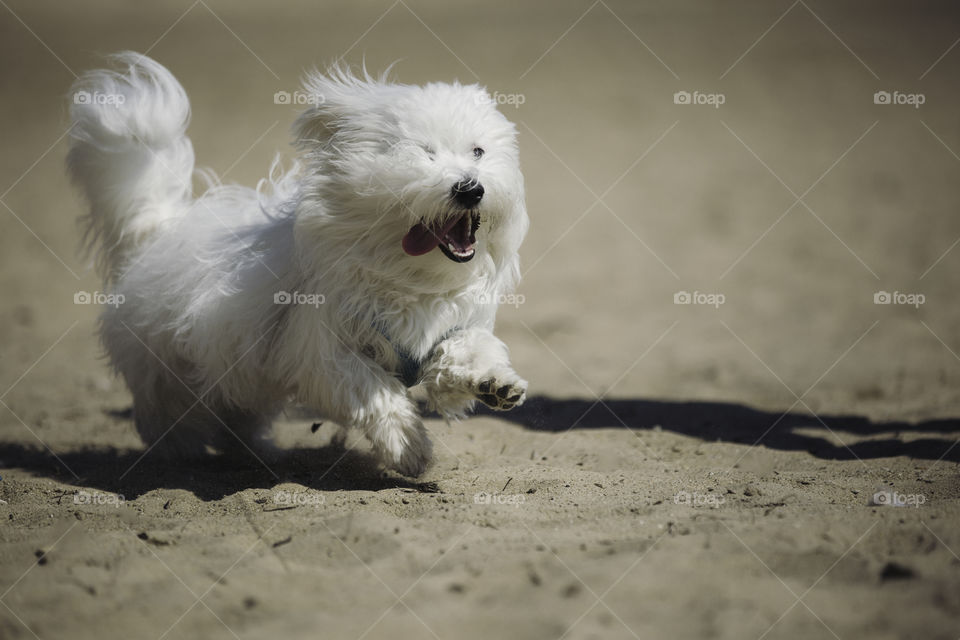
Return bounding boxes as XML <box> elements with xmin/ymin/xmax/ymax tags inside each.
<box><xmin>422</xmin><ymin>145</ymin><xmax>436</xmax><ymax>159</ymax></box>
<box><xmin>472</xmin><ymin>147</ymin><xmax>484</xmax><ymax>159</ymax></box>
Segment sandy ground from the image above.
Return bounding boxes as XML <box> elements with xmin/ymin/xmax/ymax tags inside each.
<box><xmin>1</xmin><ymin>1</ymin><xmax>960</xmax><ymax>638</ymax></box>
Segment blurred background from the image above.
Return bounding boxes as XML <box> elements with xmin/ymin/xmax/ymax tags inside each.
<box><xmin>2</xmin><ymin>2</ymin><xmax>960</xmax><ymax>639</ymax></box>
<box><xmin>3</xmin><ymin>0</ymin><xmax>959</xmax><ymax>421</ymax></box>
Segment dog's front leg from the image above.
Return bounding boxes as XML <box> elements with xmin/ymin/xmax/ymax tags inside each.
<box><xmin>313</xmin><ymin>354</ymin><xmax>432</xmax><ymax>477</ymax></box>
<box><xmin>420</xmin><ymin>327</ymin><xmax>527</xmax><ymax>419</ymax></box>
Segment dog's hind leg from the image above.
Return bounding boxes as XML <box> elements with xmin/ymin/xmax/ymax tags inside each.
<box><xmin>130</xmin><ymin>386</ymin><xmax>212</xmax><ymax>461</ymax></box>
<box><xmin>133</xmin><ymin>395</ymin><xmax>279</xmax><ymax>464</ymax></box>
<box><xmin>208</xmin><ymin>406</ymin><xmax>280</xmax><ymax>464</ymax></box>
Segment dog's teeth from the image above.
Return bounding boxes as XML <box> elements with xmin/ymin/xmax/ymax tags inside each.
<box><xmin>444</xmin><ymin>240</ymin><xmax>475</xmax><ymax>258</ymax></box>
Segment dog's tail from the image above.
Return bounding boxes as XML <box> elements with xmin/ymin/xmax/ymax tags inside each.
<box><xmin>67</xmin><ymin>52</ymin><xmax>194</xmax><ymax>282</ymax></box>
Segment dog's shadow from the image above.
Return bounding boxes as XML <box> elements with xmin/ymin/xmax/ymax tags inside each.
<box><xmin>3</xmin><ymin>395</ymin><xmax>958</xmax><ymax>501</ymax></box>
<box><xmin>0</xmin><ymin>437</ymin><xmax>425</xmax><ymax>502</ymax></box>
<box><xmin>477</xmin><ymin>395</ymin><xmax>960</xmax><ymax>464</ymax></box>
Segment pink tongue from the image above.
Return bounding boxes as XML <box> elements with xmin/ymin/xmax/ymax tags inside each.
<box><xmin>402</xmin><ymin>216</ymin><xmax>462</xmax><ymax>256</ymax></box>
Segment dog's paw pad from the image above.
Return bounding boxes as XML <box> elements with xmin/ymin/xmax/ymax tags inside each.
<box><xmin>474</xmin><ymin>377</ymin><xmax>526</xmax><ymax>411</ymax></box>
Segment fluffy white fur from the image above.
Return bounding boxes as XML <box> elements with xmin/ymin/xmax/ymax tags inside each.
<box><xmin>67</xmin><ymin>52</ymin><xmax>529</xmax><ymax>477</ymax></box>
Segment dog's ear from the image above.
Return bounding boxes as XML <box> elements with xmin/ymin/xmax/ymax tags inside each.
<box><xmin>292</xmin><ymin>64</ymin><xmax>391</xmax><ymax>147</ymax></box>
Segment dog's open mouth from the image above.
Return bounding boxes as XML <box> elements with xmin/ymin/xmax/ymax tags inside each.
<box><xmin>402</xmin><ymin>212</ymin><xmax>480</xmax><ymax>263</ymax></box>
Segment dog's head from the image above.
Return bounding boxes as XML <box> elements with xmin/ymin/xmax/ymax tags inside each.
<box><xmin>292</xmin><ymin>66</ymin><xmax>527</xmax><ymax>282</ymax></box>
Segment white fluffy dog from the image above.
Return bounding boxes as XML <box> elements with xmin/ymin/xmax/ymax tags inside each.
<box><xmin>67</xmin><ymin>52</ymin><xmax>529</xmax><ymax>477</ymax></box>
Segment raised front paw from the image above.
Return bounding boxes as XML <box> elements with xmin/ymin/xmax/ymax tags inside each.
<box><xmin>474</xmin><ymin>375</ymin><xmax>527</xmax><ymax>411</ymax></box>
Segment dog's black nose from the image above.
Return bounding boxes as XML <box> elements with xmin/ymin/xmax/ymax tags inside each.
<box><xmin>451</xmin><ymin>181</ymin><xmax>484</xmax><ymax>208</ymax></box>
